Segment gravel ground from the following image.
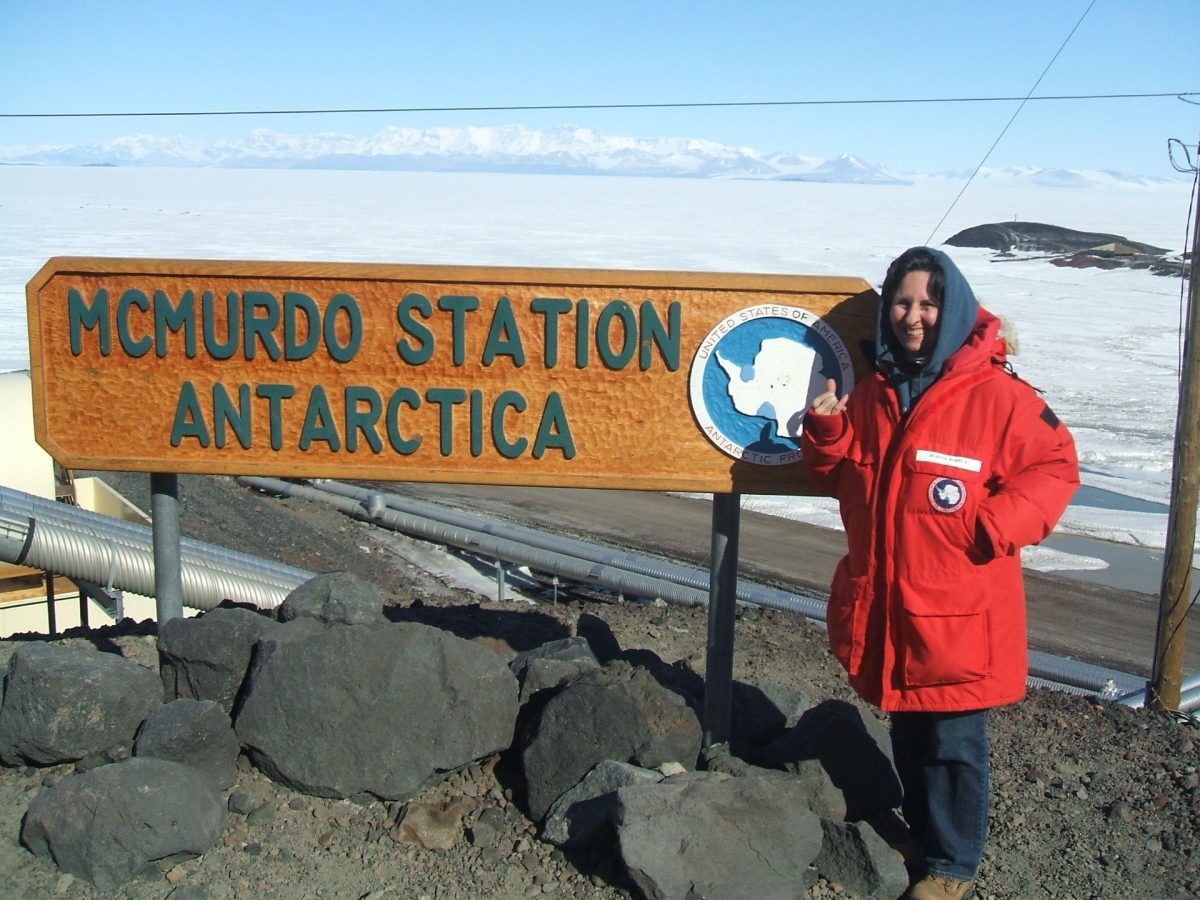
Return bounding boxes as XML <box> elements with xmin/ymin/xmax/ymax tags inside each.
<box><xmin>2</xmin><ymin>474</ymin><xmax>1200</xmax><ymax>900</ymax></box>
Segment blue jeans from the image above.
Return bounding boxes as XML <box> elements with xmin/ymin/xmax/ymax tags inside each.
<box><xmin>889</xmin><ymin>709</ymin><xmax>990</xmax><ymax>882</ymax></box>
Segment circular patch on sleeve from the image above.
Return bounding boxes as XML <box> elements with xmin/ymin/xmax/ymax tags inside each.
<box><xmin>928</xmin><ymin>477</ymin><xmax>967</xmax><ymax>513</ymax></box>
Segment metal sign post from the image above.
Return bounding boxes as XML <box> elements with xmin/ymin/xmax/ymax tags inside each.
<box><xmin>703</xmin><ymin>493</ymin><xmax>741</xmax><ymax>748</ymax></box>
<box><xmin>151</xmin><ymin>472</ymin><xmax>184</xmax><ymax>628</ymax></box>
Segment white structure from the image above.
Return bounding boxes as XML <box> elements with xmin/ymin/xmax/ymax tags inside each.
<box><xmin>0</xmin><ymin>370</ymin><xmax>173</xmax><ymax>636</ymax></box>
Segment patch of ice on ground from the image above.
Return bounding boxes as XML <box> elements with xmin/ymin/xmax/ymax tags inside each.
<box><xmin>1020</xmin><ymin>545</ymin><xmax>1108</xmax><ymax>573</ymax></box>
<box><xmin>366</xmin><ymin>529</ymin><xmax>538</xmax><ymax>605</ymax></box>
<box><xmin>741</xmin><ymin>494</ymin><xmax>844</xmax><ymax>531</ymax></box>
<box><xmin>1055</xmin><ymin>505</ymin><xmax>1200</xmax><ymax>570</ymax></box>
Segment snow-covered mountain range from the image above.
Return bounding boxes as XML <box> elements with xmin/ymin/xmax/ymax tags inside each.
<box><xmin>0</xmin><ymin>124</ymin><xmax>1180</xmax><ymax>188</ymax></box>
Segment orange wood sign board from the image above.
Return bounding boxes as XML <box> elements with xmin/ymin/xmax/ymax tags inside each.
<box><xmin>26</xmin><ymin>258</ymin><xmax>878</xmax><ymax>494</ymax></box>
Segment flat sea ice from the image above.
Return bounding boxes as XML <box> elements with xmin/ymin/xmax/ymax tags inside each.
<box><xmin>0</xmin><ymin>166</ymin><xmax>1192</xmax><ymax>560</ymax></box>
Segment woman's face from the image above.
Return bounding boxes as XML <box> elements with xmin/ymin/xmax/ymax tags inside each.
<box><xmin>889</xmin><ymin>270</ymin><xmax>940</xmax><ymax>357</ymax></box>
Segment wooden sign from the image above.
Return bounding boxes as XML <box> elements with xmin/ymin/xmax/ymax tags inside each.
<box><xmin>26</xmin><ymin>259</ymin><xmax>877</xmax><ymax>493</ymax></box>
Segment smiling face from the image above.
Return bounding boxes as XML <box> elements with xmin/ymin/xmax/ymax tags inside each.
<box><xmin>889</xmin><ymin>270</ymin><xmax>941</xmax><ymax>357</ymax></box>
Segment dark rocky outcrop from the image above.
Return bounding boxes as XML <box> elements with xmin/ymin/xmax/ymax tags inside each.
<box><xmin>762</xmin><ymin>699</ymin><xmax>902</xmax><ymax>822</ymax></box>
<box><xmin>276</xmin><ymin>571</ymin><xmax>386</xmax><ymax>626</ymax></box>
<box><xmin>700</xmin><ymin>742</ymin><xmax>846</xmax><ymax>821</ymax></box>
<box><xmin>813</xmin><ymin>820</ymin><xmax>910</xmax><ymax>900</ymax></box>
<box><xmin>157</xmin><ymin>605</ymin><xmax>280</xmax><ymax>714</ymax></box>
<box><xmin>510</xmin><ymin>635</ymin><xmax>596</xmax><ymax>672</ymax></box>
<box><xmin>946</xmin><ymin>221</ymin><xmax>1184</xmax><ymax>277</ymax></box>
<box><xmin>756</xmin><ymin>680</ymin><xmax>811</xmax><ymax>730</ymax></box>
<box><xmin>541</xmin><ymin>759</ymin><xmax>663</xmax><ymax>848</ymax></box>
<box><xmin>0</xmin><ymin>643</ymin><xmax>160</xmax><ymax>767</ymax></box>
<box><xmin>946</xmin><ymin>221</ymin><xmax>1166</xmax><ymax>256</ymax></box>
<box><xmin>234</xmin><ymin>621</ymin><xmax>518</xmax><ymax>799</ymax></box>
<box><xmin>520</xmin><ymin>660</ymin><xmax>703</xmax><ymax>821</ymax></box>
<box><xmin>614</xmin><ymin>771</ymin><xmax>823</xmax><ymax>900</ymax></box>
<box><xmin>510</xmin><ymin>636</ymin><xmax>600</xmax><ymax>703</ymax></box>
<box><xmin>134</xmin><ymin>699</ymin><xmax>240</xmax><ymax>789</ymax></box>
<box><xmin>615</xmin><ymin>649</ymin><xmax>704</xmax><ymax>717</ymax></box>
<box><xmin>20</xmin><ymin>758</ymin><xmax>226</xmax><ymax>890</ymax></box>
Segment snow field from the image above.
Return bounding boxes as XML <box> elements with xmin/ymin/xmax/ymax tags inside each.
<box><xmin>0</xmin><ymin>165</ymin><xmax>1193</xmax><ymax>562</ymax></box>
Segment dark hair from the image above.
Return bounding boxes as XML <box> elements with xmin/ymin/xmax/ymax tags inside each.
<box><xmin>881</xmin><ymin>247</ymin><xmax>946</xmax><ymax>308</ymax></box>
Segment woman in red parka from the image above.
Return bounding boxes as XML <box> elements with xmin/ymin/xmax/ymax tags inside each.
<box><xmin>802</xmin><ymin>247</ymin><xmax>1079</xmax><ymax>900</ymax></box>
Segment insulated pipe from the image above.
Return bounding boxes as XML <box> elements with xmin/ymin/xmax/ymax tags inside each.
<box><xmin>1026</xmin><ymin>676</ymin><xmax>1105</xmax><ymax>698</ymax></box>
<box><xmin>1028</xmin><ymin>650</ymin><xmax>1144</xmax><ymax>698</ymax></box>
<box><xmin>1118</xmin><ymin>671</ymin><xmax>1200</xmax><ymax>710</ymax></box>
<box><xmin>1180</xmin><ymin>684</ymin><xmax>1200</xmax><ymax>714</ymax></box>
<box><xmin>0</xmin><ymin>508</ymin><xmax>304</xmax><ymax>612</ymax></box>
<box><xmin>246</xmin><ymin>477</ymin><xmax>1161</xmax><ymax>700</ymax></box>
<box><xmin>0</xmin><ymin>485</ymin><xmax>309</xmax><ymax>586</ymax></box>
<box><xmin>5</xmin><ymin>475</ymin><xmax>1157</xmax><ymax>704</ymax></box>
<box><xmin>239</xmin><ymin>477</ymin><xmax>711</xmax><ymax>608</ymax></box>
<box><xmin>303</xmin><ymin>479</ymin><xmax>829</xmax><ymax>619</ymax></box>
<box><xmin>0</xmin><ymin>485</ymin><xmax>311</xmax><ymax>589</ymax></box>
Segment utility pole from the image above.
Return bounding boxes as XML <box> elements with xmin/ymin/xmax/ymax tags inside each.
<box><xmin>1151</xmin><ymin>157</ymin><xmax>1200</xmax><ymax>711</ymax></box>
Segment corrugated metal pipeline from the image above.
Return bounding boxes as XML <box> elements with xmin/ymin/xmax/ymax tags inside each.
<box><xmin>0</xmin><ymin>485</ymin><xmax>309</xmax><ymax>589</ymax></box>
<box><xmin>243</xmin><ymin>476</ymin><xmax>1163</xmax><ymax>702</ymax></box>
<box><xmin>1028</xmin><ymin>650</ymin><xmax>1145</xmax><ymax>700</ymax></box>
<box><xmin>1117</xmin><ymin>671</ymin><xmax>1200</xmax><ymax>712</ymax></box>
<box><xmin>303</xmin><ymin>479</ymin><xmax>828</xmax><ymax>620</ymax></box>
<box><xmin>1181</xmin><ymin>682</ymin><xmax>1200</xmax><ymax>714</ymax></box>
<box><xmin>0</xmin><ymin>478</ymin><xmax>1176</xmax><ymax>708</ymax></box>
<box><xmin>0</xmin><ymin>507</ymin><xmax>306</xmax><ymax>612</ymax></box>
<box><xmin>1026</xmin><ymin>676</ymin><xmax>1104</xmax><ymax>698</ymax></box>
<box><xmin>238</xmin><ymin>476</ymin><xmax>712</xmax><ymax>608</ymax></box>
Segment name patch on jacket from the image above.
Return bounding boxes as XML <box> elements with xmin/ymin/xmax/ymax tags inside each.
<box><xmin>928</xmin><ymin>477</ymin><xmax>967</xmax><ymax>513</ymax></box>
<box><xmin>914</xmin><ymin>449</ymin><xmax>983</xmax><ymax>473</ymax></box>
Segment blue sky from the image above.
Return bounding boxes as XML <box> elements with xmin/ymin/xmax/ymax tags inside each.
<box><xmin>1</xmin><ymin>0</ymin><xmax>1196</xmax><ymax>176</ymax></box>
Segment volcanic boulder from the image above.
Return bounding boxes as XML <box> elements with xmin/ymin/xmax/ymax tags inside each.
<box><xmin>763</xmin><ymin>698</ymin><xmax>902</xmax><ymax>821</ymax></box>
<box><xmin>700</xmin><ymin>742</ymin><xmax>846</xmax><ymax>821</ymax></box>
<box><xmin>134</xmin><ymin>698</ymin><xmax>240</xmax><ymax>789</ymax></box>
<box><xmin>157</xmin><ymin>605</ymin><xmax>280</xmax><ymax>714</ymax></box>
<box><xmin>0</xmin><ymin>643</ymin><xmax>160</xmax><ymax>767</ymax></box>
<box><xmin>276</xmin><ymin>571</ymin><xmax>386</xmax><ymax>626</ymax></box>
<box><xmin>21</xmin><ymin>757</ymin><xmax>226</xmax><ymax>890</ymax></box>
<box><xmin>510</xmin><ymin>636</ymin><xmax>600</xmax><ymax>703</ymax></box>
<box><xmin>614</xmin><ymin>771</ymin><xmax>823</xmax><ymax>900</ymax></box>
<box><xmin>731</xmin><ymin>679</ymin><xmax>810</xmax><ymax>750</ymax></box>
<box><xmin>813</xmin><ymin>820</ymin><xmax>910</xmax><ymax>900</ymax></box>
<box><xmin>234</xmin><ymin>621</ymin><xmax>518</xmax><ymax>799</ymax></box>
<box><xmin>520</xmin><ymin>659</ymin><xmax>703</xmax><ymax>821</ymax></box>
<box><xmin>510</xmin><ymin>635</ymin><xmax>597</xmax><ymax>672</ymax></box>
<box><xmin>541</xmin><ymin>759</ymin><xmax>664</xmax><ymax>848</ymax></box>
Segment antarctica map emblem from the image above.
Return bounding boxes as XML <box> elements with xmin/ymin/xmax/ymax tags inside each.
<box><xmin>688</xmin><ymin>303</ymin><xmax>854</xmax><ymax>466</ymax></box>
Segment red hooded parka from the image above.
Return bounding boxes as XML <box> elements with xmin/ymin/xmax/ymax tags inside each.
<box><xmin>801</xmin><ymin>307</ymin><xmax>1079</xmax><ymax>713</ymax></box>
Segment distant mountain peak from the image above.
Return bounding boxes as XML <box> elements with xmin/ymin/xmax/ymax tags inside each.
<box><xmin>0</xmin><ymin>126</ymin><xmax>1176</xmax><ymax>188</ymax></box>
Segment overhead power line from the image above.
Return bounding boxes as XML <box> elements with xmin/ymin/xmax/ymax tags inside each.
<box><xmin>926</xmin><ymin>0</ymin><xmax>1099</xmax><ymax>244</ymax></box>
<box><xmin>0</xmin><ymin>90</ymin><xmax>1194</xmax><ymax>120</ymax></box>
